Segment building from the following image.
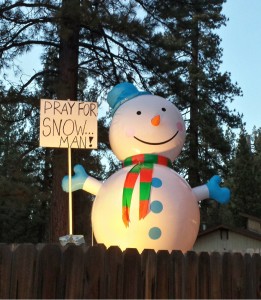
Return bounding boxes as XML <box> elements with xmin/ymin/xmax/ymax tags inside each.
<box><xmin>193</xmin><ymin>214</ymin><xmax>261</xmax><ymax>253</ymax></box>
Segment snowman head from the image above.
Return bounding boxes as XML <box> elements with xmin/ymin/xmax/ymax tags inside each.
<box><xmin>107</xmin><ymin>82</ymin><xmax>186</xmax><ymax>162</ymax></box>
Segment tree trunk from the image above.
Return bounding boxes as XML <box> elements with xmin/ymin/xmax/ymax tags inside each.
<box><xmin>188</xmin><ymin>15</ymin><xmax>210</xmax><ymax>228</ymax></box>
<box><xmin>188</xmin><ymin>18</ymin><xmax>201</xmax><ymax>188</ymax></box>
<box><xmin>50</xmin><ymin>0</ymin><xmax>80</xmax><ymax>242</ymax></box>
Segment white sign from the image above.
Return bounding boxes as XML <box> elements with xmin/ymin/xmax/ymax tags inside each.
<box><xmin>40</xmin><ymin>99</ymin><xmax>98</xmax><ymax>149</ymax></box>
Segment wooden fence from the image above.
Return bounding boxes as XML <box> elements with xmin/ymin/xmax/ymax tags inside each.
<box><xmin>0</xmin><ymin>243</ymin><xmax>260</xmax><ymax>299</ymax></box>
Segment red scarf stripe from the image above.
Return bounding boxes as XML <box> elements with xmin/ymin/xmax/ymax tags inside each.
<box><xmin>158</xmin><ymin>155</ymin><xmax>169</xmax><ymax>166</ymax></box>
<box><xmin>131</xmin><ymin>153</ymin><xmax>144</xmax><ymax>165</ymax></box>
<box><xmin>123</xmin><ymin>172</ymin><xmax>139</xmax><ymax>188</ymax></box>
<box><xmin>139</xmin><ymin>200</ymin><xmax>149</xmax><ymax>220</ymax></box>
<box><xmin>140</xmin><ymin>168</ymin><xmax>153</xmax><ymax>182</ymax></box>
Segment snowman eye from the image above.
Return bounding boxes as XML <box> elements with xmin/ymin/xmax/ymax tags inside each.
<box><xmin>162</xmin><ymin>108</ymin><xmax>166</xmax><ymax>112</ymax></box>
<box><xmin>137</xmin><ymin>111</ymin><xmax>142</xmax><ymax>115</ymax></box>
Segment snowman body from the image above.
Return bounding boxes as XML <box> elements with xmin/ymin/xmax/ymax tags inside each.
<box><xmin>92</xmin><ymin>164</ymin><xmax>200</xmax><ymax>253</ymax></box>
<box><xmin>62</xmin><ymin>83</ymin><xmax>230</xmax><ymax>250</ymax></box>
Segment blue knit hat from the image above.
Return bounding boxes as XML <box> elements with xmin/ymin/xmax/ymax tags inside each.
<box><xmin>107</xmin><ymin>82</ymin><xmax>151</xmax><ymax>115</ymax></box>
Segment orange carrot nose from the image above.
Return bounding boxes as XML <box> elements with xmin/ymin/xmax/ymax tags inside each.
<box><xmin>151</xmin><ymin>115</ymin><xmax>160</xmax><ymax>126</ymax></box>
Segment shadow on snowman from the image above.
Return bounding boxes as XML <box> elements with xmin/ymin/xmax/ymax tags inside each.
<box><xmin>62</xmin><ymin>82</ymin><xmax>230</xmax><ymax>253</ymax></box>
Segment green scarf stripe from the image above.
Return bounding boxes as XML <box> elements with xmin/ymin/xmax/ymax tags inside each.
<box><xmin>124</xmin><ymin>156</ymin><xmax>133</xmax><ymax>166</ymax></box>
<box><xmin>131</xmin><ymin>165</ymin><xmax>141</xmax><ymax>173</ymax></box>
<box><xmin>122</xmin><ymin>188</ymin><xmax>133</xmax><ymax>207</ymax></box>
<box><xmin>142</xmin><ymin>163</ymin><xmax>153</xmax><ymax>171</ymax></box>
<box><xmin>140</xmin><ymin>182</ymin><xmax>151</xmax><ymax>200</ymax></box>
<box><xmin>144</xmin><ymin>154</ymin><xmax>157</xmax><ymax>163</ymax></box>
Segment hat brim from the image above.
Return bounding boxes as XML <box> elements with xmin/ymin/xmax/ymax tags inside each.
<box><xmin>111</xmin><ymin>91</ymin><xmax>151</xmax><ymax>115</ymax></box>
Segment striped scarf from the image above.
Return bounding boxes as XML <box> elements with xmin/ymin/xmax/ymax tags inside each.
<box><xmin>122</xmin><ymin>154</ymin><xmax>172</xmax><ymax>227</ymax></box>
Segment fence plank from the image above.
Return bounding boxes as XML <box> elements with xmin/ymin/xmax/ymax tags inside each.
<box><xmin>9</xmin><ymin>244</ymin><xmax>37</xmax><ymax>299</ymax></box>
<box><xmin>184</xmin><ymin>251</ymin><xmax>198</xmax><ymax>299</ymax></box>
<box><xmin>122</xmin><ymin>248</ymin><xmax>142</xmax><ymax>299</ymax></box>
<box><xmin>0</xmin><ymin>244</ymin><xmax>13</xmax><ymax>299</ymax></box>
<box><xmin>231</xmin><ymin>252</ymin><xmax>245</xmax><ymax>299</ymax></box>
<box><xmin>35</xmin><ymin>243</ymin><xmax>62</xmax><ymax>299</ymax></box>
<box><xmin>222</xmin><ymin>252</ymin><xmax>232</xmax><ymax>299</ymax></box>
<box><xmin>59</xmin><ymin>244</ymin><xmax>87</xmax><ymax>299</ymax></box>
<box><xmin>155</xmin><ymin>250</ymin><xmax>171</xmax><ymax>299</ymax></box>
<box><xmin>171</xmin><ymin>250</ymin><xmax>184</xmax><ymax>299</ymax></box>
<box><xmin>141</xmin><ymin>249</ymin><xmax>157</xmax><ymax>299</ymax></box>
<box><xmin>102</xmin><ymin>246</ymin><xmax>123</xmax><ymax>299</ymax></box>
<box><xmin>243</xmin><ymin>253</ymin><xmax>255</xmax><ymax>299</ymax></box>
<box><xmin>83</xmin><ymin>243</ymin><xmax>106</xmax><ymax>299</ymax></box>
<box><xmin>252</xmin><ymin>253</ymin><xmax>261</xmax><ymax>299</ymax></box>
<box><xmin>198</xmin><ymin>252</ymin><xmax>210</xmax><ymax>299</ymax></box>
<box><xmin>209</xmin><ymin>252</ymin><xmax>222</xmax><ymax>299</ymax></box>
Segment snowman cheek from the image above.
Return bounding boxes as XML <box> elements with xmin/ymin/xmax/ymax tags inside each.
<box><xmin>176</xmin><ymin>121</ymin><xmax>184</xmax><ymax>132</ymax></box>
<box><xmin>125</xmin><ymin>127</ymin><xmax>135</xmax><ymax>137</ymax></box>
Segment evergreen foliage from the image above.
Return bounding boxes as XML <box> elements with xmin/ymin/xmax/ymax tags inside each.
<box><xmin>228</xmin><ymin>129</ymin><xmax>261</xmax><ymax>226</ymax></box>
<box><xmin>0</xmin><ymin>88</ymin><xmax>50</xmax><ymax>242</ymax></box>
<box><xmin>205</xmin><ymin>128</ymin><xmax>261</xmax><ymax>229</ymax></box>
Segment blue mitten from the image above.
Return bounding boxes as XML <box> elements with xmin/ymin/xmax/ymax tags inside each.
<box><xmin>62</xmin><ymin>164</ymin><xmax>89</xmax><ymax>192</ymax></box>
<box><xmin>206</xmin><ymin>175</ymin><xmax>230</xmax><ymax>204</ymax></box>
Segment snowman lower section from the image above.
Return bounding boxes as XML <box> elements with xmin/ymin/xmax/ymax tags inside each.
<box><xmin>91</xmin><ymin>165</ymin><xmax>200</xmax><ymax>253</ymax></box>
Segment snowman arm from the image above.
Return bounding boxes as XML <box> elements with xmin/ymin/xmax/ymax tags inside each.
<box><xmin>82</xmin><ymin>176</ymin><xmax>102</xmax><ymax>196</ymax></box>
<box><xmin>62</xmin><ymin>164</ymin><xmax>102</xmax><ymax>196</ymax></box>
<box><xmin>192</xmin><ymin>185</ymin><xmax>209</xmax><ymax>202</ymax></box>
<box><xmin>192</xmin><ymin>175</ymin><xmax>230</xmax><ymax>204</ymax></box>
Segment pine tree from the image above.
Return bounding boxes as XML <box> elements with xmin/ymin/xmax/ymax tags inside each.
<box><xmin>137</xmin><ymin>0</ymin><xmax>242</xmax><ymax>182</ymax></box>
<box><xmin>0</xmin><ymin>88</ymin><xmax>49</xmax><ymax>242</ymax></box>
<box><xmin>228</xmin><ymin>129</ymin><xmax>259</xmax><ymax>226</ymax></box>
<box><xmin>251</xmin><ymin>128</ymin><xmax>261</xmax><ymax>216</ymax></box>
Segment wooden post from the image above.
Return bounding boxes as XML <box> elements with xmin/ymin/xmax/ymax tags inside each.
<box><xmin>68</xmin><ymin>146</ymin><xmax>73</xmax><ymax>235</ymax></box>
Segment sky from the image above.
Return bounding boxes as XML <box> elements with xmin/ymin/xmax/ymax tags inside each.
<box><xmin>218</xmin><ymin>0</ymin><xmax>261</xmax><ymax>133</ymax></box>
<box><xmin>5</xmin><ymin>0</ymin><xmax>261</xmax><ymax>134</ymax></box>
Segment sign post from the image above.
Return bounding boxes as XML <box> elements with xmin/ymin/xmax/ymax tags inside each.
<box><xmin>68</xmin><ymin>145</ymin><xmax>73</xmax><ymax>235</ymax></box>
<box><xmin>39</xmin><ymin>99</ymin><xmax>98</xmax><ymax>245</ymax></box>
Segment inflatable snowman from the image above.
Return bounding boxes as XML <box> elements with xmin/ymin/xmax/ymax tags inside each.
<box><xmin>62</xmin><ymin>82</ymin><xmax>230</xmax><ymax>253</ymax></box>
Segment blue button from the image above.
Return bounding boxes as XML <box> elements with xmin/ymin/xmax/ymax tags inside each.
<box><xmin>150</xmin><ymin>201</ymin><xmax>163</xmax><ymax>213</ymax></box>
<box><xmin>152</xmin><ymin>177</ymin><xmax>162</xmax><ymax>188</ymax></box>
<box><xmin>149</xmin><ymin>227</ymin><xmax>162</xmax><ymax>240</ymax></box>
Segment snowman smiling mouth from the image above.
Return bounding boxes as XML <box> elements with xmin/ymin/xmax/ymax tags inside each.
<box><xmin>134</xmin><ymin>130</ymin><xmax>179</xmax><ymax>145</ymax></box>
